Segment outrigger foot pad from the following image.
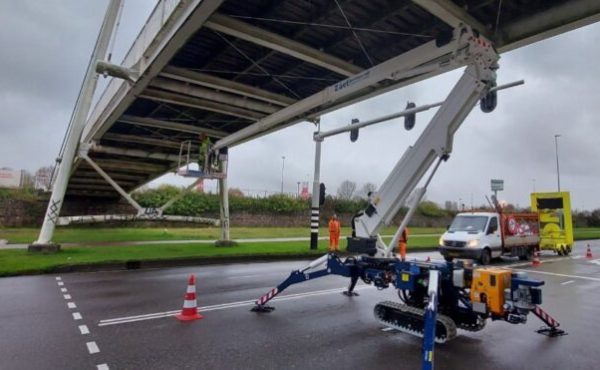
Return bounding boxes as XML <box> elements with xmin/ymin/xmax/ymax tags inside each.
<box><xmin>251</xmin><ymin>305</ymin><xmax>275</xmax><ymax>313</ymax></box>
<box><xmin>342</xmin><ymin>291</ymin><xmax>359</xmax><ymax>297</ymax></box>
<box><xmin>536</xmin><ymin>327</ymin><xmax>567</xmax><ymax>337</ymax></box>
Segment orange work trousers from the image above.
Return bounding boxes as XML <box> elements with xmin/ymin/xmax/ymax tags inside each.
<box><xmin>399</xmin><ymin>242</ymin><xmax>407</xmax><ymax>261</ymax></box>
<box><xmin>329</xmin><ymin>233</ymin><xmax>340</xmax><ymax>251</ymax></box>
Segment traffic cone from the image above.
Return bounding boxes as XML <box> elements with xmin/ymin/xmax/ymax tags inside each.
<box><xmin>176</xmin><ymin>274</ymin><xmax>203</xmax><ymax>321</ymax></box>
<box><xmin>586</xmin><ymin>244</ymin><xmax>593</xmax><ymax>259</ymax></box>
<box><xmin>531</xmin><ymin>250</ymin><xmax>541</xmax><ymax>267</ymax></box>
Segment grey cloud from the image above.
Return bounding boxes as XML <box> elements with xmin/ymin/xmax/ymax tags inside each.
<box><xmin>2</xmin><ymin>2</ymin><xmax>599</xmax><ymax>213</ymax></box>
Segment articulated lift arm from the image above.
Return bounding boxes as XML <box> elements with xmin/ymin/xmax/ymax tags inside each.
<box><xmin>352</xmin><ymin>26</ymin><xmax>499</xmax><ymax>252</ymax></box>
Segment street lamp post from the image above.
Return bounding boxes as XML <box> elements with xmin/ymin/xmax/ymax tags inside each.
<box><xmin>554</xmin><ymin>134</ymin><xmax>561</xmax><ymax>191</ymax></box>
<box><xmin>280</xmin><ymin>156</ymin><xmax>286</xmax><ymax>194</ymax></box>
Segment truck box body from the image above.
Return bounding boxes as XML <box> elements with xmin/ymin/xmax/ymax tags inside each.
<box><xmin>500</xmin><ymin>213</ymin><xmax>539</xmax><ymax>247</ymax></box>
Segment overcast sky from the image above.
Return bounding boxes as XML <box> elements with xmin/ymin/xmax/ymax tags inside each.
<box><xmin>1</xmin><ymin>1</ymin><xmax>599</xmax><ymax>211</ymax></box>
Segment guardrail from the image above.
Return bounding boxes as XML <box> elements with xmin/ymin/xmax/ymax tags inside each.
<box><xmin>82</xmin><ymin>0</ymin><xmax>182</xmax><ymax>140</ymax></box>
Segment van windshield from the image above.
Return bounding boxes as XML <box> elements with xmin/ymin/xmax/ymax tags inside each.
<box><xmin>448</xmin><ymin>216</ymin><xmax>488</xmax><ymax>232</ymax></box>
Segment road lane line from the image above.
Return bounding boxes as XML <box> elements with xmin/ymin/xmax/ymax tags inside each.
<box><xmin>227</xmin><ymin>273</ymin><xmax>283</xmax><ymax>279</ymax></box>
<box><xmin>57</xmin><ymin>282</ymin><xmax>64</xmax><ymax>286</ymax></box>
<box><xmin>513</xmin><ymin>269</ymin><xmax>600</xmax><ymax>282</ymax></box>
<box><xmin>86</xmin><ymin>341</ymin><xmax>100</xmax><ymax>354</ymax></box>
<box><xmin>99</xmin><ymin>286</ymin><xmax>372</xmax><ymax>326</ymax></box>
<box><xmin>73</xmin><ymin>312</ymin><xmax>82</xmax><ymax>320</ymax></box>
<box><xmin>381</xmin><ymin>327</ymin><xmax>395</xmax><ymax>332</ymax></box>
<box><xmin>61</xmin><ymin>288</ymin><xmax>68</xmax><ymax>293</ymax></box>
<box><xmin>97</xmin><ymin>364</ymin><xmax>109</xmax><ymax>370</ymax></box>
<box><xmin>55</xmin><ymin>277</ymin><xmax>62</xmax><ymax>281</ymax></box>
<box><xmin>63</xmin><ymin>294</ymin><xmax>72</xmax><ymax>300</ymax></box>
<box><xmin>79</xmin><ymin>325</ymin><xmax>90</xmax><ymax>335</ymax></box>
<box><xmin>67</xmin><ymin>302</ymin><xmax>77</xmax><ymax>309</ymax></box>
<box><xmin>98</xmin><ymin>286</ymin><xmax>356</xmax><ymax>324</ymax></box>
<box><xmin>561</xmin><ymin>280</ymin><xmax>575</xmax><ymax>285</ymax></box>
<box><xmin>504</xmin><ymin>256</ymin><xmax>574</xmax><ymax>268</ymax></box>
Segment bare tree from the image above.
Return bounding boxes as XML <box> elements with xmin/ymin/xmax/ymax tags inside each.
<box><xmin>356</xmin><ymin>182</ymin><xmax>377</xmax><ymax>199</ymax></box>
<box><xmin>34</xmin><ymin>165</ymin><xmax>54</xmax><ymax>191</ymax></box>
<box><xmin>337</xmin><ymin>180</ymin><xmax>357</xmax><ymax>200</ymax></box>
<box><xmin>20</xmin><ymin>171</ymin><xmax>35</xmax><ymax>189</ymax></box>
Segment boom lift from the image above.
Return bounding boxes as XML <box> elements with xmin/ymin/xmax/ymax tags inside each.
<box><xmin>251</xmin><ymin>24</ymin><xmax>566</xmax><ymax>370</ymax></box>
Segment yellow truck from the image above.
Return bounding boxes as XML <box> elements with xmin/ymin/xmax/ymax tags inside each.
<box><xmin>530</xmin><ymin>192</ymin><xmax>573</xmax><ymax>255</ymax></box>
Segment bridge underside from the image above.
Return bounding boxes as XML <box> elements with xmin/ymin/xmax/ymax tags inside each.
<box><xmin>69</xmin><ymin>0</ymin><xmax>600</xmax><ymax>199</ymax></box>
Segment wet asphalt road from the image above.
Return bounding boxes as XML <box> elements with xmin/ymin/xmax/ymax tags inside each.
<box><xmin>1</xmin><ymin>242</ymin><xmax>600</xmax><ymax>370</ymax></box>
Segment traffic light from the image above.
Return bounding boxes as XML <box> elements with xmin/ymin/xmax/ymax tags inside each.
<box><xmin>404</xmin><ymin>102</ymin><xmax>416</xmax><ymax>130</ymax></box>
<box><xmin>350</xmin><ymin>118</ymin><xmax>359</xmax><ymax>142</ymax></box>
<box><xmin>319</xmin><ymin>183</ymin><xmax>326</xmax><ymax>206</ymax></box>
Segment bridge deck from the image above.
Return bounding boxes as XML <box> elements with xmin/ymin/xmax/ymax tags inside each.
<box><xmin>69</xmin><ymin>0</ymin><xmax>600</xmax><ymax>198</ymax></box>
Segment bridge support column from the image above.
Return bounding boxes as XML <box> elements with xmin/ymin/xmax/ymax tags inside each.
<box><xmin>310</xmin><ymin>137</ymin><xmax>323</xmax><ymax>250</ymax></box>
<box><xmin>31</xmin><ymin>0</ymin><xmax>123</xmax><ymax>253</ymax></box>
<box><xmin>217</xmin><ymin>148</ymin><xmax>232</xmax><ymax>246</ymax></box>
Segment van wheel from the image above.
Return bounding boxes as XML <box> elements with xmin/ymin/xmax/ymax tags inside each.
<box><xmin>519</xmin><ymin>248</ymin><xmax>533</xmax><ymax>261</ymax></box>
<box><xmin>479</xmin><ymin>249</ymin><xmax>491</xmax><ymax>265</ymax></box>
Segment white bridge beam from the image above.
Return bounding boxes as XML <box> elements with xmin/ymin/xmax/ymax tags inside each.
<box><xmin>141</xmin><ymin>89</ymin><xmax>265</xmax><ymax>120</ymax></box>
<box><xmin>499</xmin><ymin>0</ymin><xmax>600</xmax><ymax>52</ymax></box>
<box><xmin>204</xmin><ymin>13</ymin><xmax>363</xmax><ymax>77</ymax></box>
<box><xmin>150</xmin><ymin>77</ymin><xmax>279</xmax><ymax>114</ymax></box>
<box><xmin>102</xmin><ymin>132</ymin><xmax>183</xmax><ymax>149</ymax></box>
<box><xmin>412</xmin><ymin>0</ymin><xmax>489</xmax><ymax>37</ymax></box>
<box><xmin>118</xmin><ymin>115</ymin><xmax>228</xmax><ymax>138</ymax></box>
<box><xmin>160</xmin><ymin>66</ymin><xmax>296</xmax><ymax>107</ymax></box>
<box><xmin>90</xmin><ymin>143</ymin><xmax>181</xmax><ymax>162</ymax></box>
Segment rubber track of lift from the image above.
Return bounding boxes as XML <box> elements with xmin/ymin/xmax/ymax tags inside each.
<box><xmin>456</xmin><ymin>316</ymin><xmax>486</xmax><ymax>332</ymax></box>
<box><xmin>374</xmin><ymin>301</ymin><xmax>458</xmax><ymax>343</ymax></box>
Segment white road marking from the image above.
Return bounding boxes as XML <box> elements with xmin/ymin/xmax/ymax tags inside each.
<box><xmin>79</xmin><ymin>325</ymin><xmax>90</xmax><ymax>335</ymax></box>
<box><xmin>561</xmin><ymin>280</ymin><xmax>575</xmax><ymax>286</ymax></box>
<box><xmin>86</xmin><ymin>341</ymin><xmax>100</xmax><ymax>354</ymax></box>
<box><xmin>99</xmin><ymin>285</ymin><xmax>372</xmax><ymax>327</ymax></box>
<box><xmin>227</xmin><ymin>273</ymin><xmax>282</xmax><ymax>279</ymax></box>
<box><xmin>67</xmin><ymin>302</ymin><xmax>77</xmax><ymax>309</ymax></box>
<box><xmin>589</xmin><ymin>259</ymin><xmax>600</xmax><ymax>266</ymax></box>
<box><xmin>61</xmin><ymin>288</ymin><xmax>68</xmax><ymax>293</ymax></box>
<box><xmin>572</xmin><ymin>255</ymin><xmax>584</xmax><ymax>259</ymax></box>
<box><xmin>504</xmin><ymin>255</ymin><xmax>574</xmax><ymax>268</ymax></box>
<box><xmin>63</xmin><ymin>294</ymin><xmax>72</xmax><ymax>300</ymax></box>
<box><xmin>55</xmin><ymin>277</ymin><xmax>61</xmax><ymax>281</ymax></box>
<box><xmin>57</xmin><ymin>282</ymin><xmax>64</xmax><ymax>286</ymax></box>
<box><xmin>381</xmin><ymin>327</ymin><xmax>395</xmax><ymax>332</ymax></box>
<box><xmin>97</xmin><ymin>364</ymin><xmax>109</xmax><ymax>370</ymax></box>
<box><xmin>73</xmin><ymin>312</ymin><xmax>82</xmax><ymax>320</ymax></box>
<box><xmin>513</xmin><ymin>269</ymin><xmax>600</xmax><ymax>282</ymax></box>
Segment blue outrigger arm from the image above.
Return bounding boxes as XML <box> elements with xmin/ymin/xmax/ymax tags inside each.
<box><xmin>422</xmin><ymin>269</ymin><xmax>440</xmax><ymax>370</ymax></box>
<box><xmin>251</xmin><ymin>253</ymin><xmax>355</xmax><ymax>312</ymax></box>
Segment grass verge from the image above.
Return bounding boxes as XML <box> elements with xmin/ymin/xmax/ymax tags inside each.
<box><xmin>0</xmin><ymin>226</ymin><xmax>444</xmax><ymax>244</ymax></box>
<box><xmin>0</xmin><ymin>236</ymin><xmax>440</xmax><ymax>277</ymax></box>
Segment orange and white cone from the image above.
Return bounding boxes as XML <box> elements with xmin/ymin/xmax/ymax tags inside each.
<box><xmin>586</xmin><ymin>244</ymin><xmax>593</xmax><ymax>259</ymax></box>
<box><xmin>176</xmin><ymin>274</ymin><xmax>203</xmax><ymax>321</ymax></box>
<box><xmin>531</xmin><ymin>250</ymin><xmax>541</xmax><ymax>267</ymax></box>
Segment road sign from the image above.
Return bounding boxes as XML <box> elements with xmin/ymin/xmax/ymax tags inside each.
<box><xmin>491</xmin><ymin>179</ymin><xmax>504</xmax><ymax>191</ymax></box>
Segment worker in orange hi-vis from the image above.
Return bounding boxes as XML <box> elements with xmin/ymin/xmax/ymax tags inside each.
<box><xmin>398</xmin><ymin>227</ymin><xmax>409</xmax><ymax>261</ymax></box>
<box><xmin>328</xmin><ymin>214</ymin><xmax>341</xmax><ymax>252</ymax></box>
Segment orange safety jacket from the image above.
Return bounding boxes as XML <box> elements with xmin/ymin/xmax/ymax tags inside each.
<box><xmin>328</xmin><ymin>219</ymin><xmax>341</xmax><ymax>234</ymax></box>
